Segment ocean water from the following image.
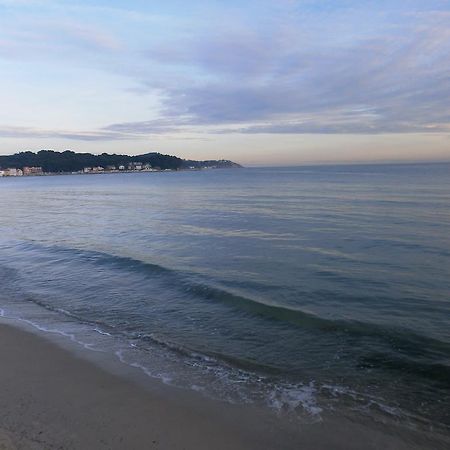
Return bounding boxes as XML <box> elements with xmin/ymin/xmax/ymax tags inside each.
<box><xmin>0</xmin><ymin>164</ymin><xmax>449</xmax><ymax>442</ymax></box>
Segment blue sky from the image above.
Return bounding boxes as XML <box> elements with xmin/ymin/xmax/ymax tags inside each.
<box><xmin>0</xmin><ymin>0</ymin><xmax>449</xmax><ymax>165</ymax></box>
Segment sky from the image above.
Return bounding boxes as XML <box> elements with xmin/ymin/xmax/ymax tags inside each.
<box><xmin>0</xmin><ymin>0</ymin><xmax>449</xmax><ymax>165</ymax></box>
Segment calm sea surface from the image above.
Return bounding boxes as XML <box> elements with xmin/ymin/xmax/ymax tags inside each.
<box><xmin>0</xmin><ymin>164</ymin><xmax>449</xmax><ymax>440</ymax></box>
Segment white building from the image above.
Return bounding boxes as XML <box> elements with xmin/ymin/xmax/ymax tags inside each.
<box><xmin>128</xmin><ymin>162</ymin><xmax>143</xmax><ymax>170</ymax></box>
<box><xmin>2</xmin><ymin>168</ymin><xmax>23</xmax><ymax>176</ymax></box>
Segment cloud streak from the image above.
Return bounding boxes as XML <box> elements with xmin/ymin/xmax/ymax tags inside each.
<box><xmin>0</xmin><ymin>125</ymin><xmax>129</xmax><ymax>141</ymax></box>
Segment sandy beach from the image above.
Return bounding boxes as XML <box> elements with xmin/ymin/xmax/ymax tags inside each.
<box><xmin>0</xmin><ymin>323</ymin><xmax>285</xmax><ymax>450</ymax></box>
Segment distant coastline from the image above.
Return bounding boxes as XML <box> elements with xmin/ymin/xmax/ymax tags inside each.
<box><xmin>0</xmin><ymin>150</ymin><xmax>242</xmax><ymax>177</ymax></box>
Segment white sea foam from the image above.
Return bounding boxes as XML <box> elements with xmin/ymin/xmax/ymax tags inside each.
<box><xmin>0</xmin><ymin>308</ymin><xmax>102</xmax><ymax>352</ymax></box>
<box><xmin>94</xmin><ymin>328</ymin><xmax>112</xmax><ymax>336</ymax></box>
<box><xmin>268</xmin><ymin>382</ymin><xmax>323</xmax><ymax>417</ymax></box>
<box><xmin>115</xmin><ymin>348</ymin><xmax>173</xmax><ymax>384</ymax></box>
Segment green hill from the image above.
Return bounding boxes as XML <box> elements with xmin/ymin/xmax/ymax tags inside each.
<box><xmin>0</xmin><ymin>150</ymin><xmax>241</xmax><ymax>173</ymax></box>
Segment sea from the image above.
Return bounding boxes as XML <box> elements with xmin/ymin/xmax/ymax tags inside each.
<box><xmin>0</xmin><ymin>163</ymin><xmax>449</xmax><ymax>446</ymax></box>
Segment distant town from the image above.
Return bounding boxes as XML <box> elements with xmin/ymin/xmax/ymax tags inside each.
<box><xmin>0</xmin><ymin>150</ymin><xmax>241</xmax><ymax>177</ymax></box>
<box><xmin>0</xmin><ymin>166</ymin><xmax>44</xmax><ymax>177</ymax></box>
<box><xmin>2</xmin><ymin>162</ymin><xmax>169</xmax><ymax>177</ymax></box>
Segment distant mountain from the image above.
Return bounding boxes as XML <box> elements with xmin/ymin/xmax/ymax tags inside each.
<box><xmin>0</xmin><ymin>150</ymin><xmax>241</xmax><ymax>173</ymax></box>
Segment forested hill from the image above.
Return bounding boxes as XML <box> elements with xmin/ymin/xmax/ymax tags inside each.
<box><xmin>0</xmin><ymin>150</ymin><xmax>241</xmax><ymax>172</ymax></box>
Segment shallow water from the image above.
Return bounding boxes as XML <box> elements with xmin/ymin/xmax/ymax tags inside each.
<box><xmin>0</xmin><ymin>163</ymin><xmax>449</xmax><ymax>444</ymax></box>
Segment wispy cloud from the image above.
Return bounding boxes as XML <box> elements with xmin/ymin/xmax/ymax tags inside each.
<box><xmin>0</xmin><ymin>125</ymin><xmax>129</xmax><ymax>141</ymax></box>
<box><xmin>133</xmin><ymin>10</ymin><xmax>450</xmax><ymax>135</ymax></box>
<box><xmin>0</xmin><ymin>0</ymin><xmax>449</xmax><ymax>146</ymax></box>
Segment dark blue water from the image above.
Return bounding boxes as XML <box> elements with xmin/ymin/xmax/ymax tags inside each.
<box><xmin>0</xmin><ymin>164</ymin><xmax>449</xmax><ymax>437</ymax></box>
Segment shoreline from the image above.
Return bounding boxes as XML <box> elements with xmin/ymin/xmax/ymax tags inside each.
<box><xmin>0</xmin><ymin>319</ymin><xmax>447</xmax><ymax>449</ymax></box>
<box><xmin>0</xmin><ymin>322</ymin><xmax>284</xmax><ymax>450</ymax></box>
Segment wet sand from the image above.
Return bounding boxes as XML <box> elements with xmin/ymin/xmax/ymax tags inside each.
<box><xmin>0</xmin><ymin>322</ymin><xmax>447</xmax><ymax>450</ymax></box>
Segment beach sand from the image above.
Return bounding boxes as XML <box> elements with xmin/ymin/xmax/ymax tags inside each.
<box><xmin>0</xmin><ymin>323</ymin><xmax>284</xmax><ymax>450</ymax></box>
<box><xmin>0</xmin><ymin>322</ymin><xmax>447</xmax><ymax>450</ymax></box>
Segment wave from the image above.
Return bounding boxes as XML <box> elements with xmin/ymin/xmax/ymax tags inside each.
<box><xmin>3</xmin><ymin>241</ymin><xmax>450</xmax><ymax>382</ymax></box>
<box><xmin>16</xmin><ymin>283</ymin><xmax>450</xmax><ymax>388</ymax></box>
<box><xmin>359</xmin><ymin>353</ymin><xmax>450</xmax><ymax>386</ymax></box>
<box><xmin>180</xmin><ymin>283</ymin><xmax>450</xmax><ymax>357</ymax></box>
<box><xmin>12</xmin><ymin>240</ymin><xmax>183</xmax><ymax>282</ymax></box>
<box><xmin>2</xmin><ymin>241</ymin><xmax>450</xmax><ymax>431</ymax></box>
<box><xmin>5</xmin><ymin>239</ymin><xmax>450</xmax><ymax>360</ymax></box>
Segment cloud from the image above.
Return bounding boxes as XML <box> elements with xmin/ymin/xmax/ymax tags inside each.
<box><xmin>104</xmin><ymin>13</ymin><xmax>449</xmax><ymax>136</ymax></box>
<box><xmin>0</xmin><ymin>15</ymin><xmax>122</xmax><ymax>62</ymax></box>
<box><xmin>102</xmin><ymin>118</ymin><xmax>186</xmax><ymax>135</ymax></box>
<box><xmin>0</xmin><ymin>125</ymin><xmax>129</xmax><ymax>141</ymax></box>
<box><xmin>1</xmin><ymin>1</ymin><xmax>449</xmax><ymax>141</ymax></box>
<box><xmin>113</xmin><ymin>4</ymin><xmax>443</xmax><ymax>135</ymax></box>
